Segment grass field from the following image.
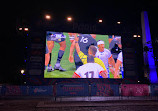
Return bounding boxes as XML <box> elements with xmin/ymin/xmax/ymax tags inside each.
<box><xmin>44</xmin><ymin>33</ymin><xmax>115</xmax><ymax>78</ymax></box>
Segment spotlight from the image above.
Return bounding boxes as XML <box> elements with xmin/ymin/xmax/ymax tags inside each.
<box><xmin>117</xmin><ymin>21</ymin><xmax>121</xmax><ymax>24</ymax></box>
<box><xmin>19</xmin><ymin>27</ymin><xmax>23</xmax><ymax>31</ymax></box>
<box><xmin>133</xmin><ymin>35</ymin><xmax>137</xmax><ymax>37</ymax></box>
<box><xmin>99</xmin><ymin>19</ymin><xmax>103</xmax><ymax>23</ymax></box>
<box><xmin>67</xmin><ymin>17</ymin><xmax>72</xmax><ymax>21</ymax></box>
<box><xmin>21</xmin><ymin>70</ymin><xmax>25</xmax><ymax>74</ymax></box>
<box><xmin>24</xmin><ymin>28</ymin><xmax>29</xmax><ymax>31</ymax></box>
<box><xmin>138</xmin><ymin>35</ymin><xmax>141</xmax><ymax>37</ymax></box>
<box><xmin>45</xmin><ymin>14</ymin><xmax>51</xmax><ymax>20</ymax></box>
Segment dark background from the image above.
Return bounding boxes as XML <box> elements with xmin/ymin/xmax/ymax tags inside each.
<box><xmin>1</xmin><ymin>0</ymin><xmax>158</xmax><ymax>84</ymax></box>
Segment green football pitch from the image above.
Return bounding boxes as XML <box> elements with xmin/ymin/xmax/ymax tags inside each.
<box><xmin>44</xmin><ymin>33</ymin><xmax>115</xmax><ymax>78</ymax></box>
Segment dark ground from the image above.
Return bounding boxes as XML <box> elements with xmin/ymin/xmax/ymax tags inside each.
<box><xmin>0</xmin><ymin>97</ymin><xmax>158</xmax><ymax>111</ymax></box>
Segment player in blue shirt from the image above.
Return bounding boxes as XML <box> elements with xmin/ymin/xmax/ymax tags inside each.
<box><xmin>69</xmin><ymin>33</ymin><xmax>97</xmax><ymax>69</ymax></box>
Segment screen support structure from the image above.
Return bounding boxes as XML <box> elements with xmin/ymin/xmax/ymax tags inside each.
<box><xmin>141</xmin><ymin>11</ymin><xmax>158</xmax><ymax>83</ymax></box>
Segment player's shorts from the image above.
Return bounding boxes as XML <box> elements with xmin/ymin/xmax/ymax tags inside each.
<box><xmin>45</xmin><ymin>45</ymin><xmax>49</xmax><ymax>54</ymax></box>
<box><xmin>69</xmin><ymin>36</ymin><xmax>75</xmax><ymax>41</ymax></box>
<box><xmin>47</xmin><ymin>36</ymin><xmax>65</xmax><ymax>43</ymax></box>
<box><xmin>46</xmin><ymin>32</ymin><xmax>66</xmax><ymax>43</ymax></box>
<box><xmin>52</xmin><ymin>38</ymin><xmax>65</xmax><ymax>43</ymax></box>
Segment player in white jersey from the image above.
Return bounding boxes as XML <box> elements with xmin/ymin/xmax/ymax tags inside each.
<box><xmin>95</xmin><ymin>40</ymin><xmax>115</xmax><ymax>78</ymax></box>
<box><xmin>72</xmin><ymin>55</ymin><xmax>107</xmax><ymax>78</ymax></box>
<box><xmin>114</xmin><ymin>51</ymin><xmax>123</xmax><ymax>78</ymax></box>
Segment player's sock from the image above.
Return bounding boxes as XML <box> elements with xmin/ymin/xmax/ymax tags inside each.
<box><xmin>54</xmin><ymin>50</ymin><xmax>66</xmax><ymax>71</ymax></box>
<box><xmin>47</xmin><ymin>53</ymin><xmax>54</xmax><ymax>72</ymax></box>
<box><xmin>56</xmin><ymin>50</ymin><xmax>65</xmax><ymax>64</ymax></box>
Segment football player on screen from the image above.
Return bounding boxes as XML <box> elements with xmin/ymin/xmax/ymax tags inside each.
<box><xmin>95</xmin><ymin>40</ymin><xmax>115</xmax><ymax>78</ymax></box>
<box><xmin>72</xmin><ymin>55</ymin><xmax>108</xmax><ymax>78</ymax></box>
<box><xmin>69</xmin><ymin>33</ymin><xmax>97</xmax><ymax>69</ymax></box>
<box><xmin>69</xmin><ymin>33</ymin><xmax>108</xmax><ymax>76</ymax></box>
<box><xmin>45</xmin><ymin>45</ymin><xmax>50</xmax><ymax>69</ymax></box>
<box><xmin>109</xmin><ymin>36</ymin><xmax>123</xmax><ymax>78</ymax></box>
<box><xmin>114</xmin><ymin>51</ymin><xmax>123</xmax><ymax>78</ymax></box>
<box><xmin>109</xmin><ymin>35</ymin><xmax>122</xmax><ymax>62</ymax></box>
<box><xmin>46</xmin><ymin>31</ymin><xmax>66</xmax><ymax>72</ymax></box>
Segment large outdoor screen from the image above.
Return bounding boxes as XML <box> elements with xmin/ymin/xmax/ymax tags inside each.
<box><xmin>44</xmin><ymin>32</ymin><xmax>123</xmax><ymax>78</ymax></box>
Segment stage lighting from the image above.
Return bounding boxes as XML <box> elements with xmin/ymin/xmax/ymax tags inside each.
<box><xmin>138</xmin><ymin>35</ymin><xmax>141</xmax><ymax>37</ymax></box>
<box><xmin>21</xmin><ymin>70</ymin><xmax>25</xmax><ymax>74</ymax></box>
<box><xmin>133</xmin><ymin>35</ymin><xmax>137</xmax><ymax>37</ymax></box>
<box><xmin>67</xmin><ymin>17</ymin><xmax>72</xmax><ymax>21</ymax></box>
<box><xmin>24</xmin><ymin>28</ymin><xmax>29</xmax><ymax>31</ymax></box>
<box><xmin>99</xmin><ymin>19</ymin><xmax>103</xmax><ymax>23</ymax></box>
<box><xmin>45</xmin><ymin>14</ymin><xmax>51</xmax><ymax>20</ymax></box>
<box><xmin>117</xmin><ymin>21</ymin><xmax>121</xmax><ymax>24</ymax></box>
<box><xmin>19</xmin><ymin>27</ymin><xmax>22</xmax><ymax>31</ymax></box>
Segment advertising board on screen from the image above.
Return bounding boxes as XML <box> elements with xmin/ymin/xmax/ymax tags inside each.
<box><xmin>44</xmin><ymin>32</ymin><xmax>123</xmax><ymax>79</ymax></box>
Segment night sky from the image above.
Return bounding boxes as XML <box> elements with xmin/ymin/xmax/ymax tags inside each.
<box><xmin>1</xmin><ymin>0</ymin><xmax>158</xmax><ymax>84</ymax></box>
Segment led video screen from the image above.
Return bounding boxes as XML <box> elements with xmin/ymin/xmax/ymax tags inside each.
<box><xmin>44</xmin><ymin>32</ymin><xmax>123</xmax><ymax>78</ymax></box>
